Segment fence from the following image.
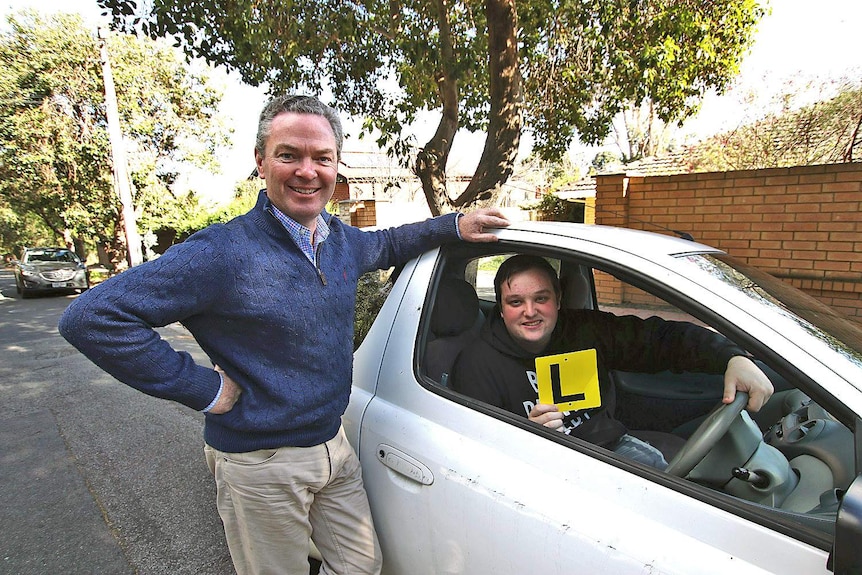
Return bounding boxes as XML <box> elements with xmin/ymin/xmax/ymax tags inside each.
<box><xmin>591</xmin><ymin>163</ymin><xmax>862</xmax><ymax>322</ymax></box>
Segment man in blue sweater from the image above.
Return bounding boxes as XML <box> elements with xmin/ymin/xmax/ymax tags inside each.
<box><xmin>59</xmin><ymin>94</ymin><xmax>509</xmax><ymax>575</ymax></box>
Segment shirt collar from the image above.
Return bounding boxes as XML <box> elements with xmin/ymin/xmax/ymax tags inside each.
<box><xmin>266</xmin><ymin>198</ymin><xmax>330</xmax><ymax>261</ymax></box>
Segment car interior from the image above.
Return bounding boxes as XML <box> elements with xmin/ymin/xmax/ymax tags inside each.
<box><xmin>418</xmin><ymin>245</ymin><xmax>857</xmax><ymax>541</ymax></box>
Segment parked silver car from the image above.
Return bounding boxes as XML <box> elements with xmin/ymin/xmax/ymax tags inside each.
<box><xmin>346</xmin><ymin>222</ymin><xmax>862</xmax><ymax>574</ymax></box>
<box><xmin>14</xmin><ymin>247</ymin><xmax>89</xmax><ymax>298</ymax></box>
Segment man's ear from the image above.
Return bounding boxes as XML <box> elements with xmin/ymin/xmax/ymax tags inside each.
<box><xmin>254</xmin><ymin>149</ymin><xmax>266</xmax><ymax>179</ymax></box>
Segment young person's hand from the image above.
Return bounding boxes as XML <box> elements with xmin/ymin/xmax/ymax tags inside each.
<box><xmin>529</xmin><ymin>403</ymin><xmax>565</xmax><ymax>431</ymax></box>
<box><xmin>722</xmin><ymin>355</ymin><xmax>774</xmax><ymax>412</ymax></box>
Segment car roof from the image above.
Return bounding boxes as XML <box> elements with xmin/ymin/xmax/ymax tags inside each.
<box><xmin>494</xmin><ymin>221</ymin><xmax>724</xmax><ymax>259</ymax></box>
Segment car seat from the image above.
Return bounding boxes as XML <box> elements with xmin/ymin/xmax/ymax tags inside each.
<box><xmin>561</xmin><ymin>270</ymin><xmax>592</xmax><ymax>310</ymax></box>
<box><xmin>425</xmin><ymin>278</ymin><xmax>484</xmax><ymax>386</ymax></box>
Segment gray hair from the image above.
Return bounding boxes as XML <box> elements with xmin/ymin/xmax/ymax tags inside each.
<box><xmin>255</xmin><ymin>95</ymin><xmax>344</xmax><ymax>160</ymax></box>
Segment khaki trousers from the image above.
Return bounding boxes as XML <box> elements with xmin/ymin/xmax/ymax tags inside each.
<box><xmin>205</xmin><ymin>427</ymin><xmax>382</xmax><ymax>575</ymax></box>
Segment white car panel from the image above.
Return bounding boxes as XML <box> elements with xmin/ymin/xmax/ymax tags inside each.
<box><xmin>347</xmin><ymin>223</ymin><xmax>862</xmax><ymax>574</ymax></box>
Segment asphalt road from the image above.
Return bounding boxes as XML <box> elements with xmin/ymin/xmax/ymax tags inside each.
<box><xmin>0</xmin><ymin>270</ymin><xmax>236</xmax><ymax>575</ymax></box>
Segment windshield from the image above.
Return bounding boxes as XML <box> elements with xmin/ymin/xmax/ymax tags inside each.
<box><xmin>25</xmin><ymin>249</ymin><xmax>78</xmax><ymax>263</ymax></box>
<box><xmin>679</xmin><ymin>253</ymin><xmax>862</xmax><ymax>368</ymax></box>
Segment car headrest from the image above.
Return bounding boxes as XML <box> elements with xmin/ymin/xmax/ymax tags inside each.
<box><xmin>563</xmin><ymin>272</ymin><xmax>591</xmax><ymax>309</ymax></box>
<box><xmin>431</xmin><ymin>278</ymin><xmax>480</xmax><ymax>337</ymax></box>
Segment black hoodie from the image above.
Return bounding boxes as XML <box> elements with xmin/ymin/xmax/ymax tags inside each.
<box><xmin>450</xmin><ymin>307</ymin><xmax>747</xmax><ymax>448</ymax></box>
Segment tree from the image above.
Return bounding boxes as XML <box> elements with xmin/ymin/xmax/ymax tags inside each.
<box><xmin>611</xmin><ymin>99</ymin><xmax>676</xmax><ymax>163</ymax></box>
<box><xmin>0</xmin><ymin>10</ymin><xmax>231</xmax><ymax>262</ymax></box>
<box><xmin>0</xmin><ymin>200</ymin><xmax>54</xmax><ymax>257</ymax></box>
<box><xmin>591</xmin><ymin>150</ymin><xmax>621</xmax><ymax>174</ymax></box>
<box><xmin>514</xmin><ymin>152</ymin><xmax>582</xmax><ymax>196</ymax></box>
<box><xmin>690</xmin><ymin>79</ymin><xmax>862</xmax><ymax>171</ymax></box>
<box><xmin>98</xmin><ymin>0</ymin><xmax>764</xmax><ymax>215</ymax></box>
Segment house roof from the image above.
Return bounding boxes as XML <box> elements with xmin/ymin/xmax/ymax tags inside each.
<box><xmin>612</xmin><ymin>149</ymin><xmax>693</xmax><ymax>176</ymax></box>
<box><xmin>556</xmin><ymin>177</ymin><xmax>597</xmax><ymax>200</ymax></box>
<box><xmin>555</xmin><ymin>150</ymin><xmax>694</xmax><ymax>200</ymax></box>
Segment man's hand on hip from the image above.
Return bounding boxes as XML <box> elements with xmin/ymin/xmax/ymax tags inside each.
<box><xmin>210</xmin><ymin>365</ymin><xmax>242</xmax><ymax>414</ymax></box>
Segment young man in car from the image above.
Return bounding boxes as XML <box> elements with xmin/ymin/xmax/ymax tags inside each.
<box><xmin>59</xmin><ymin>94</ymin><xmax>509</xmax><ymax>575</ymax></box>
<box><xmin>450</xmin><ymin>254</ymin><xmax>773</xmax><ymax>468</ymax></box>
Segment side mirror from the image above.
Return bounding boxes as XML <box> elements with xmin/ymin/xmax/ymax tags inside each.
<box><xmin>829</xmin><ymin>473</ymin><xmax>862</xmax><ymax>574</ymax></box>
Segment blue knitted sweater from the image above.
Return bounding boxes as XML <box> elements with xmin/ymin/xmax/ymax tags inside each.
<box><xmin>59</xmin><ymin>191</ymin><xmax>460</xmax><ymax>452</ymax></box>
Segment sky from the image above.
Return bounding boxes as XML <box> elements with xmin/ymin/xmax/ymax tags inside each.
<box><xmin>4</xmin><ymin>0</ymin><xmax>862</xmax><ymax>202</ymax></box>
<box><xmin>682</xmin><ymin>0</ymin><xmax>862</xmax><ymax>138</ymax></box>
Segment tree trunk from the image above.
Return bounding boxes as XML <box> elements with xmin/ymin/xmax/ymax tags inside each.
<box><xmin>415</xmin><ymin>0</ymin><xmax>523</xmax><ymax>215</ymax></box>
<box><xmin>415</xmin><ymin>0</ymin><xmax>460</xmax><ymax>216</ymax></box>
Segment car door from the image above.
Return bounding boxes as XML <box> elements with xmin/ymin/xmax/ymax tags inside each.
<box><xmin>350</xmin><ymin>239</ymin><xmax>842</xmax><ymax>574</ymax></box>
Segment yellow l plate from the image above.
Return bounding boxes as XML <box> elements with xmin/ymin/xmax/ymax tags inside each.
<box><xmin>536</xmin><ymin>349</ymin><xmax>601</xmax><ymax>412</ymax></box>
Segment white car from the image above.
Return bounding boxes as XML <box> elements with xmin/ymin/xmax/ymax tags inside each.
<box><xmin>344</xmin><ymin>222</ymin><xmax>862</xmax><ymax>575</ymax></box>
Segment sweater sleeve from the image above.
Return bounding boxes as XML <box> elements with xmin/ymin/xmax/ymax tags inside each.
<box><xmin>58</xmin><ymin>228</ymin><xmax>228</xmax><ymax>411</ymax></box>
<box><xmin>343</xmin><ymin>213</ymin><xmax>461</xmax><ymax>273</ymax></box>
<box><xmin>571</xmin><ymin>310</ymin><xmax>747</xmax><ymax>375</ymax></box>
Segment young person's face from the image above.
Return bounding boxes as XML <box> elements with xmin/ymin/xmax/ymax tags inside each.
<box><xmin>255</xmin><ymin>112</ymin><xmax>338</xmax><ymax>230</ymax></box>
<box><xmin>499</xmin><ymin>267</ymin><xmax>560</xmax><ymax>354</ymax></box>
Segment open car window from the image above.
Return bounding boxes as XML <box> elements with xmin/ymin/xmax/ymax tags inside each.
<box><xmin>420</xmin><ymin>244</ymin><xmax>856</xmax><ymax>550</ymax></box>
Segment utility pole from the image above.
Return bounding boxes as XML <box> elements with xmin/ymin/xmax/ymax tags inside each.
<box><xmin>98</xmin><ymin>27</ymin><xmax>143</xmax><ymax>268</ymax></box>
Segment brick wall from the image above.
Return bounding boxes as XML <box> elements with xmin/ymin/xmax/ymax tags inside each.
<box><xmin>336</xmin><ymin>199</ymin><xmax>377</xmax><ymax>228</ymax></box>
<box><xmin>350</xmin><ymin>200</ymin><xmax>377</xmax><ymax>228</ymax></box>
<box><xmin>592</xmin><ymin>163</ymin><xmax>862</xmax><ymax>322</ymax></box>
<box><xmin>332</xmin><ymin>180</ymin><xmax>350</xmax><ymax>202</ymax></box>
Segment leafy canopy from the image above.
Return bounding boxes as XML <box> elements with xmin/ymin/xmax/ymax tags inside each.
<box><xmin>0</xmin><ymin>10</ymin><xmax>232</xmax><ymax>259</ymax></box>
<box><xmin>98</xmin><ymin>0</ymin><xmax>764</xmax><ymax>212</ymax></box>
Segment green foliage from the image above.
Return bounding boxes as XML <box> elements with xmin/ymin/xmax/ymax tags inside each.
<box><xmin>515</xmin><ymin>153</ymin><xmax>583</xmax><ymax>196</ymax></box>
<box><xmin>592</xmin><ymin>151</ymin><xmax>621</xmax><ymax>173</ymax></box>
<box><xmin>689</xmin><ymin>81</ymin><xmax>862</xmax><ymax>171</ymax></box>
<box><xmin>100</xmin><ymin>1</ymin><xmax>491</xmax><ymax>145</ymax></box>
<box><xmin>97</xmin><ymin>0</ymin><xmax>764</xmax><ymax>214</ymax></box>
<box><xmin>519</xmin><ymin>0</ymin><xmax>766</xmax><ymax>159</ymax></box>
<box><xmin>143</xmin><ymin>179</ymin><xmax>260</xmax><ymax>245</ymax></box>
<box><xmin>0</xmin><ymin>11</ymin><xmax>115</xmax><ymax>255</ymax></box>
<box><xmin>0</xmin><ymin>203</ymin><xmax>54</xmax><ymax>255</ymax></box>
<box><xmin>524</xmin><ymin>193</ymin><xmax>585</xmax><ymax>223</ymax></box>
<box><xmin>0</xmin><ymin>10</ymin><xmax>231</xmax><ymax>259</ymax></box>
<box><xmin>87</xmin><ymin>267</ymin><xmax>113</xmax><ymax>284</ymax></box>
<box><xmin>478</xmin><ymin>254</ymin><xmax>508</xmax><ymax>272</ymax></box>
<box><xmin>354</xmin><ymin>270</ymin><xmax>393</xmax><ymax>351</ymax></box>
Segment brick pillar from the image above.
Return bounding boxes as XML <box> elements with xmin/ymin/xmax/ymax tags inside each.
<box><xmin>594</xmin><ymin>174</ymin><xmax>629</xmax><ymax>227</ymax></box>
<box><xmin>350</xmin><ymin>200</ymin><xmax>377</xmax><ymax>228</ymax></box>
<box><xmin>593</xmin><ymin>174</ymin><xmax>629</xmax><ymax>304</ymax></box>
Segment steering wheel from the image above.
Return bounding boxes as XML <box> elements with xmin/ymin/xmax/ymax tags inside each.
<box><xmin>665</xmin><ymin>392</ymin><xmax>749</xmax><ymax>477</ymax></box>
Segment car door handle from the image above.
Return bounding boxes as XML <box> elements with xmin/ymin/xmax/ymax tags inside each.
<box><xmin>377</xmin><ymin>444</ymin><xmax>434</xmax><ymax>485</ymax></box>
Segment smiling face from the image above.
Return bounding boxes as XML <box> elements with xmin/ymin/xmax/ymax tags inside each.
<box><xmin>254</xmin><ymin>111</ymin><xmax>338</xmax><ymax>230</ymax></box>
<box><xmin>499</xmin><ymin>267</ymin><xmax>561</xmax><ymax>354</ymax></box>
